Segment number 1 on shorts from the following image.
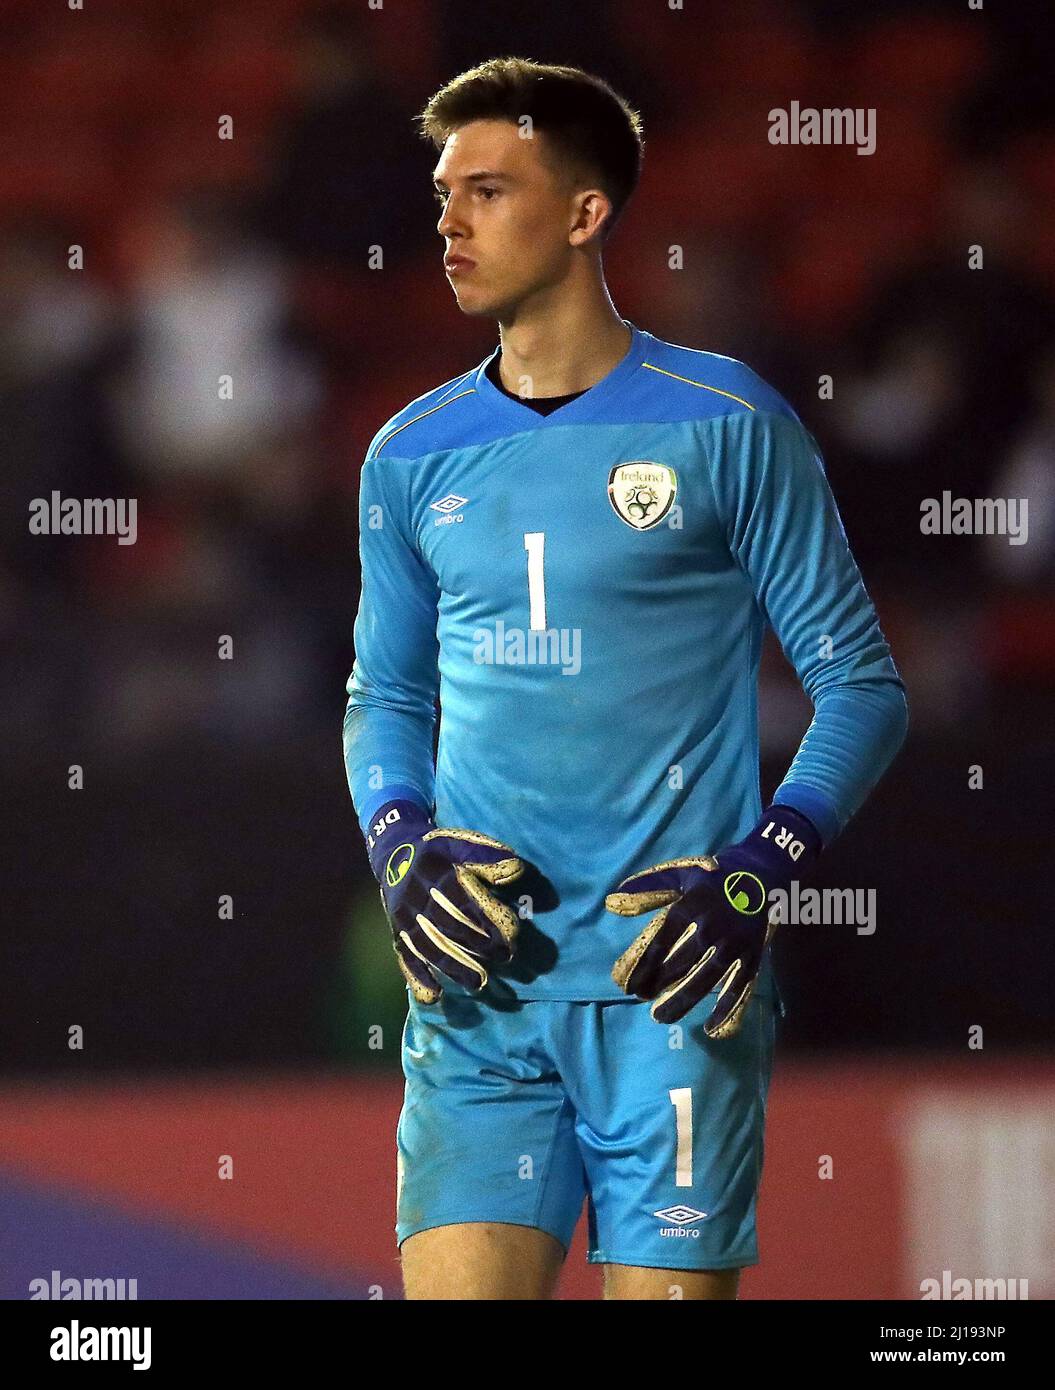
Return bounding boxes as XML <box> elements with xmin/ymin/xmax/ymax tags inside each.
<box><xmin>669</xmin><ymin>1087</ymin><xmax>693</xmax><ymax>1187</ymax></box>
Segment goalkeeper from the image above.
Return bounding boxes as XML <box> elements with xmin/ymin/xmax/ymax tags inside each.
<box><xmin>343</xmin><ymin>57</ymin><xmax>908</xmax><ymax>1301</ymax></box>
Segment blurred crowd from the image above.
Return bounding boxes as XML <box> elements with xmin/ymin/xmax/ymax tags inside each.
<box><xmin>1</xmin><ymin>0</ymin><xmax>1052</xmax><ymax>1065</ymax></box>
<box><xmin>2</xmin><ymin>0</ymin><xmax>1053</xmax><ymax>768</ymax></box>
<box><xmin>2</xmin><ymin>0</ymin><xmax>1053</xmax><ymax>764</ymax></box>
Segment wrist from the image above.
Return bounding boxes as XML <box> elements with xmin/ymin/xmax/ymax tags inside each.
<box><xmin>365</xmin><ymin>798</ymin><xmax>434</xmax><ymax>881</ymax></box>
<box><xmin>736</xmin><ymin>805</ymin><xmax>823</xmax><ymax>886</ymax></box>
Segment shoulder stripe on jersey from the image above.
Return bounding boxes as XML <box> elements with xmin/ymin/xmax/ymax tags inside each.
<box><xmin>370</xmin><ymin>388</ymin><xmax>477</xmax><ymax>457</ymax></box>
<box><xmin>642</xmin><ymin>361</ymin><xmax>756</xmax><ymax>412</ymax></box>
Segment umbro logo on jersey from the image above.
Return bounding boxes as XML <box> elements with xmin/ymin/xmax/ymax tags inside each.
<box><xmin>654</xmin><ymin>1204</ymin><xmax>708</xmax><ymax>1237</ymax></box>
<box><xmin>430</xmin><ymin>494</ymin><xmax>468</xmax><ymax>514</ymax></box>
<box><xmin>608</xmin><ymin>462</ymin><xmax>677</xmax><ymax>530</ymax></box>
<box><xmin>430</xmin><ymin>493</ymin><xmax>468</xmax><ymax>527</ymax></box>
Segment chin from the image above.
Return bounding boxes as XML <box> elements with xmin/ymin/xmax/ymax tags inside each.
<box><xmin>452</xmin><ymin>290</ymin><xmax>502</xmax><ymax>318</ymax></box>
<box><xmin>452</xmin><ymin>283</ymin><xmax>525</xmax><ymax>321</ymax></box>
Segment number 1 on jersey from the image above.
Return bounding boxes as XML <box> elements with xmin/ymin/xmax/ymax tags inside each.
<box><xmin>524</xmin><ymin>532</ymin><xmax>547</xmax><ymax>631</ymax></box>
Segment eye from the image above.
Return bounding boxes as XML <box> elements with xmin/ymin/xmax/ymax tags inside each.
<box><xmin>433</xmin><ymin>188</ymin><xmax>449</xmax><ymax>205</ymax></box>
<box><xmin>477</xmin><ymin>186</ymin><xmax>497</xmax><ymax>200</ymax></box>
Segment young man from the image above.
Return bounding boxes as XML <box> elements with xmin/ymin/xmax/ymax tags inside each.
<box><xmin>343</xmin><ymin>58</ymin><xmax>907</xmax><ymax>1300</ymax></box>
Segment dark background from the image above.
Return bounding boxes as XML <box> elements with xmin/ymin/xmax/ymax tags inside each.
<box><xmin>1</xmin><ymin>0</ymin><xmax>1052</xmax><ymax>1076</ymax></box>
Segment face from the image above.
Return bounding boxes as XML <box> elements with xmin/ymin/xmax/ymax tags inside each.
<box><xmin>433</xmin><ymin>118</ymin><xmax>604</xmax><ymax>318</ymax></box>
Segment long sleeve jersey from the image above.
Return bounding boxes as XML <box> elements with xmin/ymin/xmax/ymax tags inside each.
<box><xmin>344</xmin><ymin>321</ymin><xmax>908</xmax><ymax>1001</ymax></box>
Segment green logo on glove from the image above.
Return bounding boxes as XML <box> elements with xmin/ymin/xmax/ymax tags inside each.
<box><xmin>386</xmin><ymin>843</ymin><xmax>415</xmax><ymax>887</ymax></box>
<box><xmin>723</xmin><ymin>870</ymin><xmax>766</xmax><ymax>915</ymax></box>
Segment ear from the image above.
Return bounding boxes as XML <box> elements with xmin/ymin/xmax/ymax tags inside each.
<box><xmin>569</xmin><ymin>188</ymin><xmax>612</xmax><ymax>247</ymax></box>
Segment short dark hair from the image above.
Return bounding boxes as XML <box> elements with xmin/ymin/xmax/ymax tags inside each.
<box><xmin>417</xmin><ymin>56</ymin><xmax>644</xmax><ymax>240</ymax></box>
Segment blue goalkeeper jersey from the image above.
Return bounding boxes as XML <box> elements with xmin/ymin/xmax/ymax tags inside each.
<box><xmin>344</xmin><ymin>320</ymin><xmax>908</xmax><ymax>1001</ymax></box>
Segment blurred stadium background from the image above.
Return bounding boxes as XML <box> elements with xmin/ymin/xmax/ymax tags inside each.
<box><xmin>1</xmin><ymin>0</ymin><xmax>1051</xmax><ymax>1299</ymax></box>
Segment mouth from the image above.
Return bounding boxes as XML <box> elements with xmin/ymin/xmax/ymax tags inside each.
<box><xmin>444</xmin><ymin>254</ymin><xmax>476</xmax><ymax>276</ymax></box>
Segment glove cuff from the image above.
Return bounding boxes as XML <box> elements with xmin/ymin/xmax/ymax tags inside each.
<box><xmin>365</xmin><ymin>798</ymin><xmax>434</xmax><ymax>882</ymax></box>
<box><xmin>740</xmin><ymin>804</ymin><xmax>823</xmax><ymax>883</ymax></box>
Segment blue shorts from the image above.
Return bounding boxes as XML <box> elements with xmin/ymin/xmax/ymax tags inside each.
<box><xmin>396</xmin><ymin>984</ymin><xmax>780</xmax><ymax>1270</ymax></box>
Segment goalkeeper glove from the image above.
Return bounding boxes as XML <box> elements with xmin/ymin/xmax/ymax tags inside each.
<box><xmin>606</xmin><ymin>805</ymin><xmax>822</xmax><ymax>1037</ymax></box>
<box><xmin>366</xmin><ymin>799</ymin><xmax>526</xmax><ymax>1004</ymax></box>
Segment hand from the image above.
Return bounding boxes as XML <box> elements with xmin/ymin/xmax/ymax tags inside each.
<box><xmin>367</xmin><ymin>800</ymin><xmax>525</xmax><ymax>1003</ymax></box>
<box><xmin>605</xmin><ymin>806</ymin><xmax>821</xmax><ymax>1037</ymax></box>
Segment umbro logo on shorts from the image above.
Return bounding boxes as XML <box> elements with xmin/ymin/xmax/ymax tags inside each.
<box><xmin>653</xmin><ymin>1204</ymin><xmax>708</xmax><ymax>1237</ymax></box>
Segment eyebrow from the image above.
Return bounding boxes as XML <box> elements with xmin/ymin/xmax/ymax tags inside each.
<box><xmin>432</xmin><ymin>171</ymin><xmax>513</xmax><ymax>190</ymax></box>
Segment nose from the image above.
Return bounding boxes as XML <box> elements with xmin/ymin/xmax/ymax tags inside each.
<box><xmin>437</xmin><ymin>194</ymin><xmax>466</xmax><ymax>239</ymax></box>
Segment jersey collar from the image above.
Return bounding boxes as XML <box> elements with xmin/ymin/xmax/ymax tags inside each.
<box><xmin>474</xmin><ymin>319</ymin><xmax>648</xmax><ymax>428</ymax></box>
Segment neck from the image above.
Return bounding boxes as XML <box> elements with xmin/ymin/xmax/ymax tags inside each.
<box><xmin>495</xmin><ymin>279</ymin><xmax>631</xmax><ymax>399</ymax></box>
